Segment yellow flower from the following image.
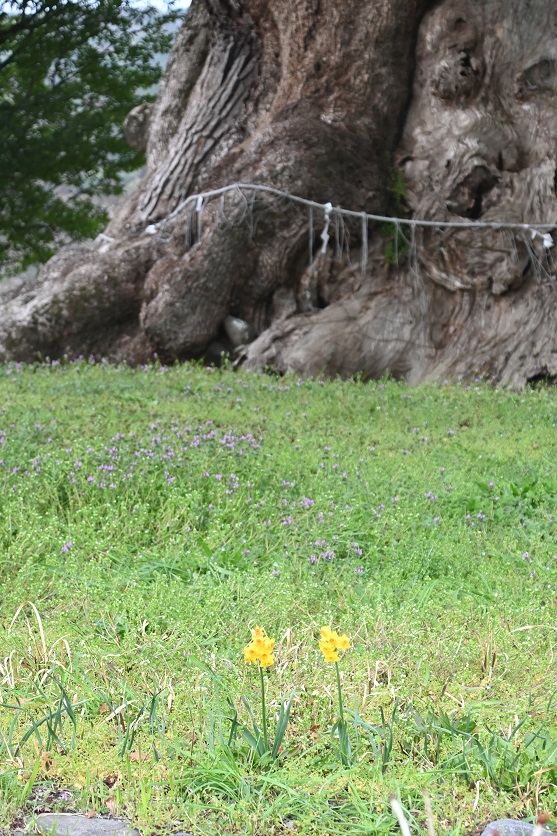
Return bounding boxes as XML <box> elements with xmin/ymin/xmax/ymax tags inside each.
<box><xmin>244</xmin><ymin>645</ymin><xmax>258</xmax><ymax>664</ymax></box>
<box><xmin>319</xmin><ymin>637</ymin><xmax>336</xmax><ymax>655</ymax></box>
<box><xmin>259</xmin><ymin>652</ymin><xmax>274</xmax><ymax>667</ymax></box>
<box><xmin>319</xmin><ymin>626</ymin><xmax>350</xmax><ymax>662</ymax></box>
<box><xmin>337</xmin><ymin>634</ymin><xmax>350</xmax><ymax>650</ymax></box>
<box><xmin>244</xmin><ymin>626</ymin><xmax>275</xmax><ymax>667</ymax></box>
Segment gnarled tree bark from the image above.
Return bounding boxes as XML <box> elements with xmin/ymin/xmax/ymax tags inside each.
<box><xmin>2</xmin><ymin>0</ymin><xmax>557</xmax><ymax>387</ymax></box>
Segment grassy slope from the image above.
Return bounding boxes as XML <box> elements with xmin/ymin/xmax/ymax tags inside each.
<box><xmin>1</xmin><ymin>362</ymin><xmax>557</xmax><ymax>835</ymax></box>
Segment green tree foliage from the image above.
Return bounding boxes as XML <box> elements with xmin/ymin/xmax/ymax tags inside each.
<box><xmin>0</xmin><ymin>0</ymin><xmax>181</xmax><ymax>273</ymax></box>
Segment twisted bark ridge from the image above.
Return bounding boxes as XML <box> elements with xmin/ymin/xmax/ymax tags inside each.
<box><xmin>2</xmin><ymin>0</ymin><xmax>557</xmax><ymax>386</ymax></box>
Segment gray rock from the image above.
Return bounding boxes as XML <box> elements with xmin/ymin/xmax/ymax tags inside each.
<box><xmin>36</xmin><ymin>813</ymin><xmax>139</xmax><ymax>836</ymax></box>
<box><xmin>223</xmin><ymin>315</ymin><xmax>252</xmax><ymax>348</ymax></box>
<box><xmin>481</xmin><ymin>821</ymin><xmax>554</xmax><ymax>836</ymax></box>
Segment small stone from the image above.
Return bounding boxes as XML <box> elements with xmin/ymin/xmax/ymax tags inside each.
<box><xmin>36</xmin><ymin>813</ymin><xmax>139</xmax><ymax>836</ymax></box>
<box><xmin>223</xmin><ymin>315</ymin><xmax>252</xmax><ymax>347</ymax></box>
<box><xmin>481</xmin><ymin>820</ymin><xmax>555</xmax><ymax>836</ymax></box>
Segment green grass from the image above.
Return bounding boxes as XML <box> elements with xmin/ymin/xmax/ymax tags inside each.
<box><xmin>1</xmin><ymin>360</ymin><xmax>557</xmax><ymax>835</ymax></box>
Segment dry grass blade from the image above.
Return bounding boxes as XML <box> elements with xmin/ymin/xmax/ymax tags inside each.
<box><xmin>8</xmin><ymin>603</ymin><xmax>73</xmax><ymax>681</ymax></box>
<box><xmin>391</xmin><ymin>796</ymin><xmax>412</xmax><ymax>836</ymax></box>
<box><xmin>423</xmin><ymin>791</ymin><xmax>436</xmax><ymax>836</ymax></box>
<box><xmin>9</xmin><ymin>602</ymin><xmax>48</xmax><ymax>665</ymax></box>
<box><xmin>0</xmin><ymin>649</ymin><xmax>18</xmax><ymax>689</ymax></box>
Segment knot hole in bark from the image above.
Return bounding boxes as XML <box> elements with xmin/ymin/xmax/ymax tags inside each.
<box><xmin>431</xmin><ymin>11</ymin><xmax>484</xmax><ymax>103</ymax></box>
<box><xmin>446</xmin><ymin>165</ymin><xmax>498</xmax><ymax>219</ymax></box>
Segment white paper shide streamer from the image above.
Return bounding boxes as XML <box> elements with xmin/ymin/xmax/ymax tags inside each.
<box><xmin>320</xmin><ymin>202</ymin><xmax>333</xmax><ymax>254</ymax></box>
<box><xmin>140</xmin><ymin>182</ymin><xmax>557</xmax><ymax>280</ymax></box>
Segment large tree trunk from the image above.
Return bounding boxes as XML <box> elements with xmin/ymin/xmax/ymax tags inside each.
<box><xmin>2</xmin><ymin>0</ymin><xmax>557</xmax><ymax>387</ymax></box>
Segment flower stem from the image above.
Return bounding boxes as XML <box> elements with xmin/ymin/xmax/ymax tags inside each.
<box><xmin>335</xmin><ymin>661</ymin><xmax>345</xmax><ymax>722</ymax></box>
<box><xmin>335</xmin><ymin>661</ymin><xmax>350</xmax><ymax>767</ymax></box>
<box><xmin>259</xmin><ymin>664</ymin><xmax>269</xmax><ymax>753</ymax></box>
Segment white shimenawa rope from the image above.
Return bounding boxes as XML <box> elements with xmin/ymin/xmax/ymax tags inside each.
<box><xmin>145</xmin><ymin>183</ymin><xmax>557</xmax><ymax>235</ymax></box>
<box><xmin>145</xmin><ymin>183</ymin><xmax>557</xmax><ymax>284</ymax></box>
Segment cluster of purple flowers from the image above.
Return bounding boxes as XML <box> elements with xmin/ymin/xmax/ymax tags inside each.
<box><xmin>308</xmin><ymin>538</ymin><xmax>336</xmax><ymax>564</ymax></box>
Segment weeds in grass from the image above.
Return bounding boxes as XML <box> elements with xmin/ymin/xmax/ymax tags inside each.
<box><xmin>348</xmin><ymin>702</ymin><xmax>397</xmax><ymax>773</ymax></box>
<box><xmin>7</xmin><ymin>601</ymin><xmax>72</xmax><ymax>681</ymax></box>
<box><xmin>1</xmin><ymin>363</ymin><xmax>557</xmax><ymax>832</ymax></box>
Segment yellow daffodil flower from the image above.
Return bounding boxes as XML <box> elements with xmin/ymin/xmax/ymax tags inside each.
<box><xmin>319</xmin><ymin>626</ymin><xmax>351</xmax><ymax>662</ymax></box>
<box><xmin>337</xmin><ymin>634</ymin><xmax>350</xmax><ymax>650</ymax></box>
<box><xmin>244</xmin><ymin>625</ymin><xmax>275</xmax><ymax>667</ymax></box>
